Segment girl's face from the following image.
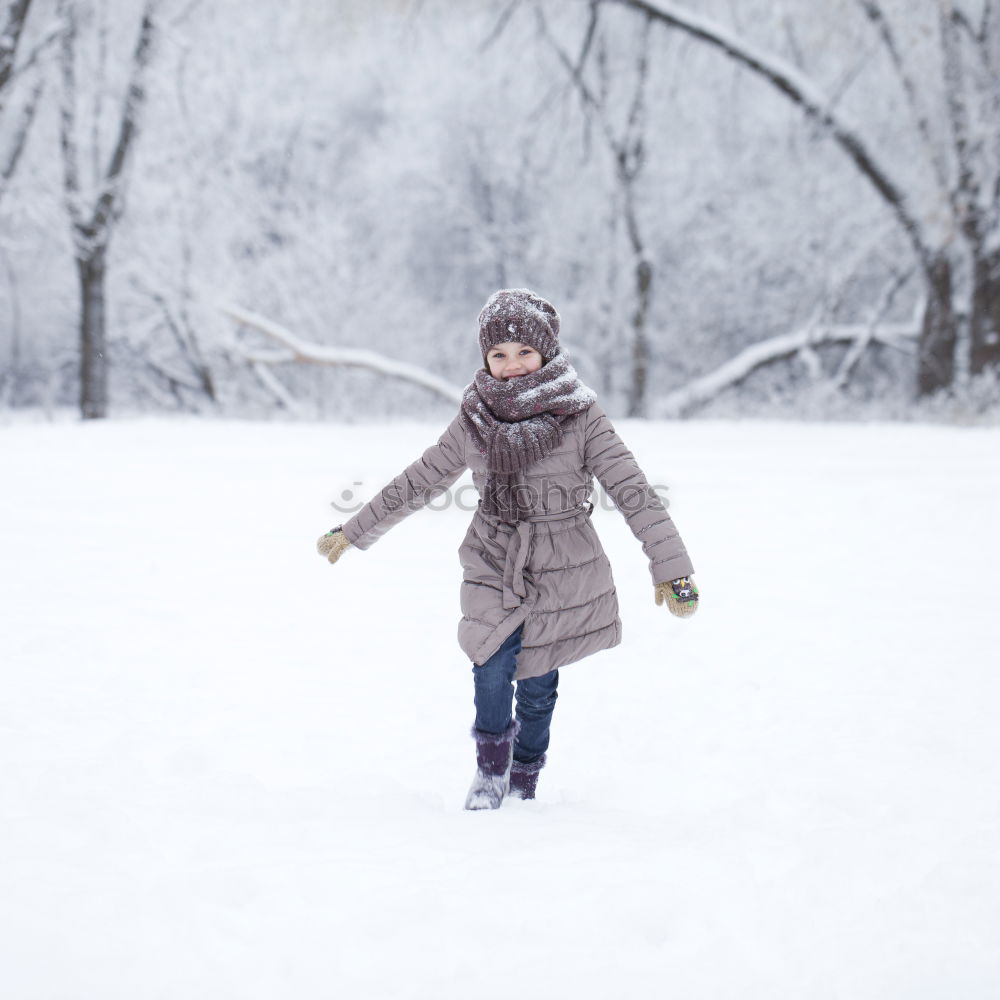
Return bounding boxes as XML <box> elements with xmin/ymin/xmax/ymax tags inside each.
<box><xmin>486</xmin><ymin>341</ymin><xmax>544</xmax><ymax>381</ymax></box>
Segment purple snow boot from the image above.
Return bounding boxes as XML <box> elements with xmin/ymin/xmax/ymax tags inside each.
<box><xmin>509</xmin><ymin>755</ymin><xmax>546</xmax><ymax>800</ymax></box>
<box><xmin>464</xmin><ymin>721</ymin><xmax>518</xmax><ymax>811</ymax></box>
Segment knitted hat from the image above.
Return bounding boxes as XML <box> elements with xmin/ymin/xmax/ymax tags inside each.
<box><xmin>478</xmin><ymin>288</ymin><xmax>561</xmax><ymax>365</ymax></box>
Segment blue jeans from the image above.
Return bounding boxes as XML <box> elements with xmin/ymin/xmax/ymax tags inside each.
<box><xmin>472</xmin><ymin>625</ymin><xmax>559</xmax><ymax>765</ymax></box>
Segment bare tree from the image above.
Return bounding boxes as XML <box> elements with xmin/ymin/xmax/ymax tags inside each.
<box><xmin>600</xmin><ymin>0</ymin><xmax>1000</xmax><ymax>397</ymax></box>
<box><xmin>537</xmin><ymin>2</ymin><xmax>656</xmax><ymax>416</ymax></box>
<box><xmin>1</xmin><ymin>0</ymin><xmax>44</xmax><ymax>408</ymax></box>
<box><xmin>220</xmin><ymin>303</ymin><xmax>464</xmax><ymax>407</ymax></box>
<box><xmin>0</xmin><ymin>0</ymin><xmax>34</xmax><ymax>95</ymax></box>
<box><xmin>0</xmin><ymin>0</ymin><xmax>46</xmax><ymax>211</ymax></box>
<box><xmin>57</xmin><ymin>0</ymin><xmax>158</xmax><ymax>419</ymax></box>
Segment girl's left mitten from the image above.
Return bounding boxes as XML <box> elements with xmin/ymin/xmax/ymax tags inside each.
<box><xmin>654</xmin><ymin>576</ymin><xmax>699</xmax><ymax>618</ymax></box>
<box><xmin>316</xmin><ymin>527</ymin><xmax>352</xmax><ymax>565</ymax></box>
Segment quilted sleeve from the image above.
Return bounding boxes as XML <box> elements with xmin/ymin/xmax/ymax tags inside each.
<box><xmin>341</xmin><ymin>414</ymin><xmax>468</xmax><ymax>550</ymax></box>
<box><xmin>583</xmin><ymin>403</ymin><xmax>695</xmax><ymax>584</ymax></box>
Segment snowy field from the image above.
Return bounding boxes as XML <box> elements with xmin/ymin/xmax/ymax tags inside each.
<box><xmin>2</xmin><ymin>415</ymin><xmax>999</xmax><ymax>999</ymax></box>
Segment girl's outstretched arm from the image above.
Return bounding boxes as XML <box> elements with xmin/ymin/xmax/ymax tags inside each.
<box><xmin>320</xmin><ymin>414</ymin><xmax>468</xmax><ymax>556</ymax></box>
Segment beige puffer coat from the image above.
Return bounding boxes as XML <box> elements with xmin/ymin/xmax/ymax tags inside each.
<box><xmin>341</xmin><ymin>401</ymin><xmax>694</xmax><ymax>679</ymax></box>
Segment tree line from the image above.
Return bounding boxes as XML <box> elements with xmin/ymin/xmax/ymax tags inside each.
<box><xmin>1</xmin><ymin>0</ymin><xmax>997</xmax><ymax>420</ymax></box>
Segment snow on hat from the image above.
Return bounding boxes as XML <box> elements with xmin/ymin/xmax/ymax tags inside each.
<box><xmin>478</xmin><ymin>288</ymin><xmax>561</xmax><ymax>364</ymax></box>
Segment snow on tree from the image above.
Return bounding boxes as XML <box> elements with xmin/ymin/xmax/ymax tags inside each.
<box><xmin>602</xmin><ymin>0</ymin><xmax>1000</xmax><ymax>397</ymax></box>
<box><xmin>56</xmin><ymin>0</ymin><xmax>158</xmax><ymax>418</ymax></box>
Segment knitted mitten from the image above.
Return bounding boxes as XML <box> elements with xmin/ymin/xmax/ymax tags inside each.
<box><xmin>316</xmin><ymin>527</ymin><xmax>352</xmax><ymax>565</ymax></box>
<box><xmin>654</xmin><ymin>576</ymin><xmax>699</xmax><ymax>618</ymax></box>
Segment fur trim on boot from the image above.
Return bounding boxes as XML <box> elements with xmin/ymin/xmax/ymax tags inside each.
<box><xmin>509</xmin><ymin>754</ymin><xmax>546</xmax><ymax>800</ymax></box>
<box><xmin>464</xmin><ymin>720</ymin><xmax>519</xmax><ymax>811</ymax></box>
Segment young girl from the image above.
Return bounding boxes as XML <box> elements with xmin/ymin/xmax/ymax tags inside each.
<box><xmin>317</xmin><ymin>288</ymin><xmax>698</xmax><ymax>810</ymax></box>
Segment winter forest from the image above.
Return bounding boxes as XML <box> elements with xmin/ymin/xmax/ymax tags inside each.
<box><xmin>4</xmin><ymin>3</ymin><xmax>1000</xmax><ymax>998</ymax></box>
<box><xmin>2</xmin><ymin>0</ymin><xmax>1000</xmax><ymax>422</ymax></box>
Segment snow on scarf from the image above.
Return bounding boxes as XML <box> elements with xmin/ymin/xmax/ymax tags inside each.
<box><xmin>460</xmin><ymin>350</ymin><xmax>596</xmax><ymax>522</ymax></box>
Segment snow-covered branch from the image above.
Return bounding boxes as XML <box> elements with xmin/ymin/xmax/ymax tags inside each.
<box><xmin>658</xmin><ymin>317</ymin><xmax>921</xmax><ymax>417</ymax></box>
<box><xmin>57</xmin><ymin>0</ymin><xmax>157</xmax><ymax>245</ymax></box>
<box><xmin>249</xmin><ymin>360</ymin><xmax>304</xmax><ymax>416</ymax></box>
<box><xmin>56</xmin><ymin>0</ymin><xmax>83</xmax><ymax>230</ymax></box>
<box><xmin>220</xmin><ymin>303</ymin><xmax>465</xmax><ymax>406</ymax></box>
<box><xmin>0</xmin><ymin>0</ymin><xmax>34</xmax><ymax>98</ymax></box>
<box><xmin>601</xmin><ymin>0</ymin><xmax>936</xmax><ymax>273</ymax></box>
<box><xmin>94</xmin><ymin>3</ymin><xmax>156</xmax><ymax>233</ymax></box>
<box><xmin>938</xmin><ymin>3</ymin><xmax>982</xmax><ymax>246</ymax></box>
<box><xmin>854</xmin><ymin>0</ymin><xmax>951</xmax><ymax>200</ymax></box>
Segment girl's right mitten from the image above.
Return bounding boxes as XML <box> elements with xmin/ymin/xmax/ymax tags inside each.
<box><xmin>316</xmin><ymin>527</ymin><xmax>351</xmax><ymax>565</ymax></box>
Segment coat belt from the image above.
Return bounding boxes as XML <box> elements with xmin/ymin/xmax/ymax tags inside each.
<box><xmin>479</xmin><ymin>503</ymin><xmax>594</xmax><ymax>611</ymax></box>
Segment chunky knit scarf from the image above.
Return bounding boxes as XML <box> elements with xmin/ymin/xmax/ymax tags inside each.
<box><xmin>460</xmin><ymin>350</ymin><xmax>596</xmax><ymax>522</ymax></box>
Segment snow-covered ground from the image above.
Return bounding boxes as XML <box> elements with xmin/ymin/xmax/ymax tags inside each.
<box><xmin>2</xmin><ymin>416</ymin><xmax>998</xmax><ymax>999</ymax></box>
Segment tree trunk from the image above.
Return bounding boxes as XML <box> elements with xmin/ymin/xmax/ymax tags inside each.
<box><xmin>58</xmin><ymin>0</ymin><xmax>157</xmax><ymax>420</ymax></box>
<box><xmin>77</xmin><ymin>247</ymin><xmax>108</xmax><ymax>419</ymax></box>
<box><xmin>626</xmin><ymin>256</ymin><xmax>651</xmax><ymax>417</ymax></box>
<box><xmin>971</xmin><ymin>247</ymin><xmax>1000</xmax><ymax>377</ymax></box>
<box><xmin>917</xmin><ymin>254</ymin><xmax>957</xmax><ymax>396</ymax></box>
